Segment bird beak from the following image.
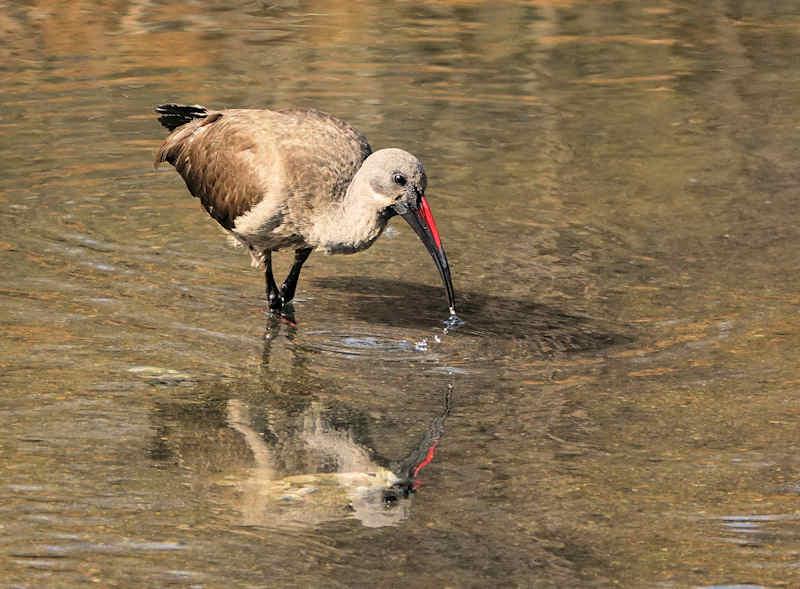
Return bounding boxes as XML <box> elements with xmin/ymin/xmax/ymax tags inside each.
<box><xmin>394</xmin><ymin>195</ymin><xmax>456</xmax><ymax>313</ymax></box>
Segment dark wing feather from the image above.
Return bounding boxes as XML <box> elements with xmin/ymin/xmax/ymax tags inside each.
<box><xmin>155</xmin><ymin>104</ymin><xmax>209</xmax><ymax>131</ymax></box>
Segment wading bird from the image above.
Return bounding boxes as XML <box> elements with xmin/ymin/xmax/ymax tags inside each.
<box><xmin>154</xmin><ymin>104</ymin><xmax>456</xmax><ymax>317</ymax></box>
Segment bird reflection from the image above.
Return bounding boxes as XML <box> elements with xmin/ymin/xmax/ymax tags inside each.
<box><xmin>225</xmin><ymin>390</ymin><xmax>450</xmax><ymax>529</ymax></box>
<box><xmin>227</xmin><ymin>318</ymin><xmax>451</xmax><ymax>528</ymax></box>
<box><xmin>148</xmin><ymin>315</ymin><xmax>452</xmax><ymax>529</ymax></box>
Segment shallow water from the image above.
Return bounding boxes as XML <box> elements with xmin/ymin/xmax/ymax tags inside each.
<box><xmin>2</xmin><ymin>1</ymin><xmax>800</xmax><ymax>587</ymax></box>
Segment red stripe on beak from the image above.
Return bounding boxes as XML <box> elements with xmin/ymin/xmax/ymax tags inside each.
<box><xmin>411</xmin><ymin>441</ymin><xmax>440</xmax><ymax>490</ymax></box>
<box><xmin>419</xmin><ymin>195</ymin><xmax>442</xmax><ymax>250</ymax></box>
<box><xmin>396</xmin><ymin>194</ymin><xmax>456</xmax><ymax>312</ymax></box>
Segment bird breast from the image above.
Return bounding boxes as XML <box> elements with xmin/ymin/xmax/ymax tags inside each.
<box><xmin>307</xmin><ymin>205</ymin><xmax>390</xmax><ymax>255</ymax></box>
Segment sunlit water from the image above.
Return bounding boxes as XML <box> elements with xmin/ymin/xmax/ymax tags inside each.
<box><xmin>2</xmin><ymin>1</ymin><xmax>800</xmax><ymax>587</ymax></box>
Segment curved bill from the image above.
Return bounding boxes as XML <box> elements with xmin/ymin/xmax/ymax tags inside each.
<box><xmin>396</xmin><ymin>195</ymin><xmax>456</xmax><ymax>313</ymax></box>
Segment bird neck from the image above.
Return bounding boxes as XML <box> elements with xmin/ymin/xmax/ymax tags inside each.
<box><xmin>311</xmin><ymin>175</ymin><xmax>388</xmax><ymax>254</ymax></box>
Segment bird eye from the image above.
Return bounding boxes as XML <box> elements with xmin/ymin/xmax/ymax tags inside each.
<box><xmin>392</xmin><ymin>173</ymin><xmax>407</xmax><ymax>186</ymax></box>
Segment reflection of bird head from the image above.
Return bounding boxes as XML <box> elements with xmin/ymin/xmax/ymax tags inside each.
<box><xmin>338</xmin><ymin>383</ymin><xmax>451</xmax><ymax>528</ymax></box>
<box><xmin>339</xmin><ymin>470</ymin><xmax>413</xmax><ymax>528</ymax></box>
<box><xmin>232</xmin><ymin>468</ymin><xmax>412</xmax><ymax>530</ymax></box>
<box><xmin>299</xmin><ymin>405</ymin><xmax>413</xmax><ymax>528</ymax></box>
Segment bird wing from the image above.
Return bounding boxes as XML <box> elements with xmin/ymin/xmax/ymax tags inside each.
<box><xmin>155</xmin><ymin>108</ymin><xmax>372</xmax><ymax>235</ymax></box>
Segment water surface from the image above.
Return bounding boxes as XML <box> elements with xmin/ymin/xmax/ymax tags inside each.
<box><xmin>2</xmin><ymin>1</ymin><xmax>800</xmax><ymax>587</ymax></box>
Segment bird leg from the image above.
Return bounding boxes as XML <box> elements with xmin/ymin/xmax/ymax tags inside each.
<box><xmin>280</xmin><ymin>247</ymin><xmax>313</xmax><ymax>304</ymax></box>
<box><xmin>264</xmin><ymin>250</ymin><xmax>282</xmax><ymax>311</ymax></box>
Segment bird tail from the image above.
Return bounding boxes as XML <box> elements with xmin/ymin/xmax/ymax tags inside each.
<box><xmin>155</xmin><ymin>103</ymin><xmax>209</xmax><ymax>131</ymax></box>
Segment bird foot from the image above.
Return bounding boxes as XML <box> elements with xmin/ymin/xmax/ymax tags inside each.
<box><xmin>267</xmin><ymin>291</ymin><xmax>284</xmax><ymax>311</ymax></box>
<box><xmin>266</xmin><ymin>290</ymin><xmax>297</xmax><ymax>318</ymax></box>
<box><xmin>265</xmin><ymin>300</ymin><xmax>296</xmax><ymax>326</ymax></box>
<box><xmin>278</xmin><ymin>310</ymin><xmax>297</xmax><ymax>327</ymax></box>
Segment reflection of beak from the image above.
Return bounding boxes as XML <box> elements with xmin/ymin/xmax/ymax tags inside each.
<box><xmin>393</xmin><ymin>195</ymin><xmax>456</xmax><ymax>313</ymax></box>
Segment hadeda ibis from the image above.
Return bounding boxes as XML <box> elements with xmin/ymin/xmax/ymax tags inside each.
<box><xmin>154</xmin><ymin>104</ymin><xmax>457</xmax><ymax>319</ymax></box>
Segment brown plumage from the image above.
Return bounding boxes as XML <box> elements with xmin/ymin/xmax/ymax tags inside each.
<box><xmin>154</xmin><ymin>104</ymin><xmax>456</xmax><ymax>315</ymax></box>
<box><xmin>156</xmin><ymin>107</ymin><xmax>370</xmax><ymax>237</ymax></box>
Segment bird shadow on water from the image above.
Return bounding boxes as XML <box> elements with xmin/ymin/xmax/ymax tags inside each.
<box><xmin>311</xmin><ymin>276</ymin><xmax>631</xmax><ymax>355</ymax></box>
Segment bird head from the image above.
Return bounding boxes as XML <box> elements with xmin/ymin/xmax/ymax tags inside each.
<box><xmin>358</xmin><ymin>148</ymin><xmax>455</xmax><ymax>314</ymax></box>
